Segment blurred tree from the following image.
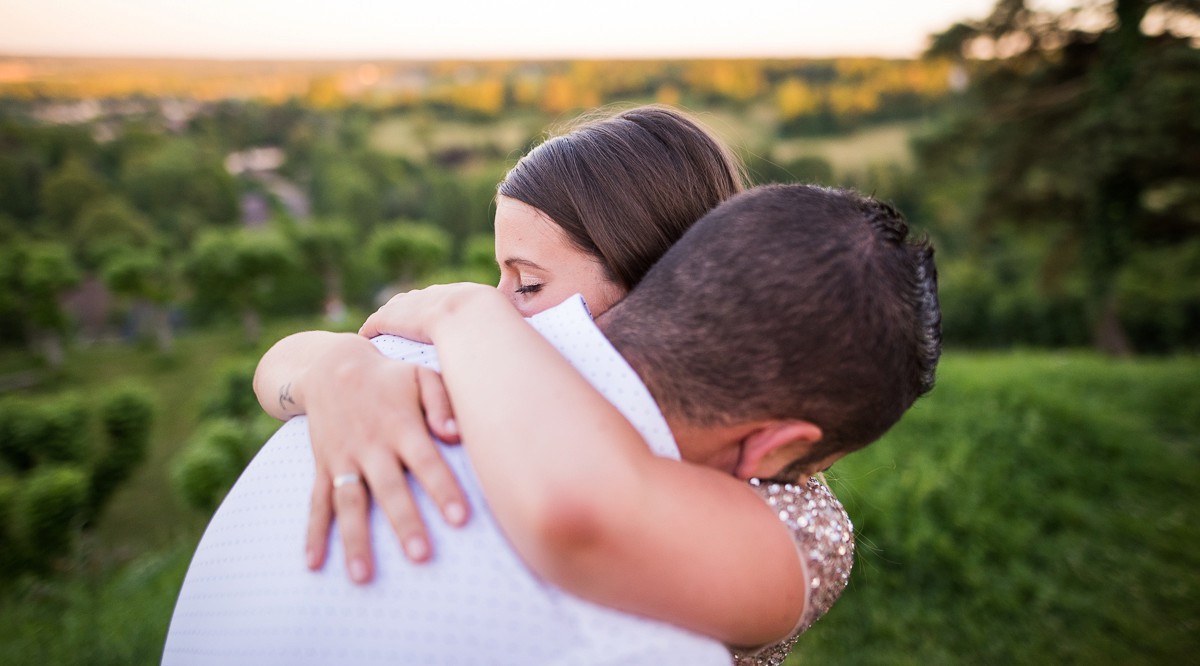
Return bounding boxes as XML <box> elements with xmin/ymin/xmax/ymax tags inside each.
<box><xmin>0</xmin><ymin>387</ymin><xmax>154</xmax><ymax>579</ymax></box>
<box><xmin>0</xmin><ymin>395</ymin><xmax>90</xmax><ymax>472</ymax></box>
<box><xmin>73</xmin><ymin>195</ymin><xmax>157</xmax><ymax>270</ymax></box>
<box><xmin>172</xmin><ymin>361</ymin><xmax>278</xmax><ymax>514</ymax></box>
<box><xmin>200</xmin><ymin>358</ymin><xmax>261</xmax><ymax>422</ymax></box>
<box><xmin>310</xmin><ymin>160</ymin><xmax>383</xmax><ymax>233</ymax></box>
<box><xmin>195</xmin><ymin>99</ymin><xmax>310</xmax><ymax>151</ymax></box>
<box><xmin>370</xmin><ymin>222</ymin><xmax>452</xmax><ymax>289</ymax></box>
<box><xmin>419</xmin><ymin>232</ymin><xmax>501</xmax><ymax>287</ymax></box>
<box><xmin>71</xmin><ymin>195</ymin><xmax>178</xmax><ymax>350</ymax></box>
<box><xmin>425</xmin><ymin>169</ymin><xmax>503</xmax><ymax>258</ymax></box>
<box><xmin>11</xmin><ymin>467</ymin><xmax>88</xmax><ymax>574</ymax></box>
<box><xmin>171</xmin><ymin>431</ymin><xmax>241</xmax><ymax>513</ymax></box>
<box><xmin>288</xmin><ymin>218</ymin><xmax>355</xmax><ymax>319</ymax></box>
<box><xmin>1114</xmin><ymin>237</ymin><xmax>1200</xmax><ymax>351</ymax></box>
<box><xmin>39</xmin><ymin>157</ymin><xmax>107</xmax><ymax>234</ymax></box>
<box><xmin>0</xmin><ymin>132</ymin><xmax>45</xmax><ymax>224</ymax></box>
<box><xmin>86</xmin><ymin>386</ymin><xmax>155</xmax><ymax>525</ymax></box>
<box><xmin>121</xmin><ymin>138</ymin><xmax>239</xmax><ymax>243</ymax></box>
<box><xmin>923</xmin><ymin>0</ymin><xmax>1200</xmax><ymax>353</ymax></box>
<box><xmin>0</xmin><ymin>240</ymin><xmax>81</xmax><ymax>367</ymax></box>
<box><xmin>185</xmin><ymin>229</ymin><xmax>299</xmax><ymax>343</ymax></box>
<box><xmin>462</xmin><ymin>233</ymin><xmax>500</xmax><ymax>283</ymax></box>
<box><xmin>101</xmin><ymin>246</ymin><xmax>179</xmax><ymax>352</ymax></box>
<box><xmin>0</xmin><ymin>120</ymin><xmax>96</xmax><ymax>230</ymax></box>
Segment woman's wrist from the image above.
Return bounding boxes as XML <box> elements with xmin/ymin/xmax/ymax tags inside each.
<box><xmin>256</xmin><ymin>330</ymin><xmax>359</xmax><ymax>420</ymax></box>
<box><xmin>295</xmin><ymin>333</ymin><xmax>383</xmax><ymax>414</ymax></box>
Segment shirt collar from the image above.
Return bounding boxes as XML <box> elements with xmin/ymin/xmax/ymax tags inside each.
<box><xmin>528</xmin><ymin>295</ymin><xmax>681</xmax><ymax>460</ymax></box>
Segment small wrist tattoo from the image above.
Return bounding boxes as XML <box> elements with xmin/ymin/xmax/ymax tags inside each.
<box><xmin>279</xmin><ymin>382</ymin><xmax>297</xmax><ymax>413</ymax></box>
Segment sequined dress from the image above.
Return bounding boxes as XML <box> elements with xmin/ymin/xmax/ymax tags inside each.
<box><xmin>730</xmin><ymin>476</ymin><xmax>854</xmax><ymax>666</ymax></box>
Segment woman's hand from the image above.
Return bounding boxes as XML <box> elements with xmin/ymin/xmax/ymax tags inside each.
<box><xmin>301</xmin><ymin>334</ymin><xmax>469</xmax><ymax>583</ymax></box>
<box><xmin>359</xmin><ymin>282</ymin><xmax>507</xmax><ymax>343</ymax></box>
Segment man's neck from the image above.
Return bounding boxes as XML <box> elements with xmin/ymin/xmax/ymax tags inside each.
<box><xmin>596</xmin><ymin>315</ymin><xmax>742</xmax><ymax>475</ymax></box>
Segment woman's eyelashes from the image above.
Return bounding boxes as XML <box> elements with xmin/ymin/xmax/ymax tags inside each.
<box><xmin>515</xmin><ymin>282</ymin><xmax>543</xmax><ymax>295</ymax></box>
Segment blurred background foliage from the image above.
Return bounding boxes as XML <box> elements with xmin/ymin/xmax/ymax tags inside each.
<box><xmin>0</xmin><ymin>0</ymin><xmax>1197</xmax><ymax>663</ymax></box>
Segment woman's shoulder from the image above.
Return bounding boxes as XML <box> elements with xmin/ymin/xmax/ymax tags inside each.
<box><xmin>731</xmin><ymin>476</ymin><xmax>854</xmax><ymax>664</ymax></box>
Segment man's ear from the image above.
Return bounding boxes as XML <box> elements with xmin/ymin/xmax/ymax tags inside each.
<box><xmin>735</xmin><ymin>421</ymin><xmax>823</xmax><ymax>480</ymax></box>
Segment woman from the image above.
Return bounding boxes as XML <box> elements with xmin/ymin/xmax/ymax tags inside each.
<box><xmin>258</xmin><ymin>104</ymin><xmax>748</xmax><ymax>568</ymax></box>
<box><xmin>254</xmin><ymin>106</ymin><xmax>855</xmax><ymax>661</ymax></box>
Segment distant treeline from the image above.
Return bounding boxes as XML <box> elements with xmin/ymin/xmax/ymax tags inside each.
<box><xmin>0</xmin><ymin>56</ymin><xmax>955</xmax><ymax>135</ymax></box>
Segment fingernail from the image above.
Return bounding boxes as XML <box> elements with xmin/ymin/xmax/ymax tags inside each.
<box><xmin>444</xmin><ymin>418</ymin><xmax>458</xmax><ymax>436</ymax></box>
<box><xmin>405</xmin><ymin>536</ymin><xmax>429</xmax><ymax>561</ymax></box>
<box><xmin>306</xmin><ymin>547</ymin><xmax>318</xmax><ymax>570</ymax></box>
<box><xmin>445</xmin><ymin>501</ymin><xmax>467</xmax><ymax>526</ymax></box>
<box><xmin>349</xmin><ymin>557</ymin><xmax>369</xmax><ymax>582</ymax></box>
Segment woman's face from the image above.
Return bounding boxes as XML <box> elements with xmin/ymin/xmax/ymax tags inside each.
<box><xmin>494</xmin><ymin>195</ymin><xmax>625</xmax><ymax>318</ymax></box>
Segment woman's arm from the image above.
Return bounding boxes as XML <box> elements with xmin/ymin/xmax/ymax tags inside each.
<box><xmin>253</xmin><ymin>330</ymin><xmax>469</xmax><ymax>580</ymax></box>
<box><xmin>253</xmin><ymin>330</ymin><xmax>355</xmax><ymax>420</ymax></box>
<box><xmin>362</xmin><ymin>285</ymin><xmax>808</xmax><ymax>648</ymax></box>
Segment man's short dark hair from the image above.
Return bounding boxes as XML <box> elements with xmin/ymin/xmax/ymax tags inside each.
<box><xmin>600</xmin><ymin>183</ymin><xmax>942</xmax><ymax>476</ymax></box>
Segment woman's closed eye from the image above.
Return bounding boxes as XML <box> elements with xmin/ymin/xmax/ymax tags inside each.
<box><xmin>515</xmin><ymin>282</ymin><xmax>543</xmax><ymax>295</ymax></box>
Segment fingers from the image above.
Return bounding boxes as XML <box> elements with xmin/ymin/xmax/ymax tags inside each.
<box><xmin>359</xmin><ymin>448</ymin><xmax>432</xmax><ymax>564</ymax></box>
<box><xmin>392</xmin><ymin>413</ymin><xmax>470</xmax><ymax>528</ymax></box>
<box><xmin>417</xmin><ymin>367</ymin><xmax>460</xmax><ymax>443</ymax></box>
<box><xmin>358</xmin><ymin>310</ymin><xmax>382</xmax><ymax>339</ymax></box>
<box><xmin>359</xmin><ymin>291</ymin><xmax>409</xmax><ymax>339</ymax></box>
<box><xmin>305</xmin><ymin>471</ymin><xmax>335</xmax><ymax>571</ymax></box>
<box><xmin>332</xmin><ymin>471</ymin><xmax>374</xmax><ymax>583</ymax></box>
<box><xmin>360</xmin><ymin>418</ymin><xmax>469</xmax><ymax>561</ymax></box>
<box><xmin>303</xmin><ymin>358</ymin><xmax>471</xmax><ymax>584</ymax></box>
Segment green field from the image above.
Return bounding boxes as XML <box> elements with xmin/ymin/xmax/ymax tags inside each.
<box><xmin>793</xmin><ymin>352</ymin><xmax>1200</xmax><ymax>664</ymax></box>
<box><xmin>772</xmin><ymin>121</ymin><xmax>925</xmax><ymax>175</ymax></box>
<box><xmin>370</xmin><ymin>113</ymin><xmax>544</xmax><ymax>162</ymax></box>
<box><xmin>367</xmin><ymin>108</ymin><xmax>923</xmax><ymax>178</ymax></box>
<box><xmin>2</xmin><ymin>341</ymin><xmax>1197</xmax><ymax>664</ymax></box>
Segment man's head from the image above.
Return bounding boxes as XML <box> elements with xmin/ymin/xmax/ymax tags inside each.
<box><xmin>598</xmin><ymin>183</ymin><xmax>941</xmax><ymax>480</ymax></box>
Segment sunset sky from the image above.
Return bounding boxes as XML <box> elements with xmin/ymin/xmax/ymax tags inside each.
<box><xmin>0</xmin><ymin>0</ymin><xmax>1030</xmax><ymax>60</ymax></box>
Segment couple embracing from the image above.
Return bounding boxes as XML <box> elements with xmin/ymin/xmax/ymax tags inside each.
<box><xmin>163</xmin><ymin>105</ymin><xmax>941</xmax><ymax>665</ymax></box>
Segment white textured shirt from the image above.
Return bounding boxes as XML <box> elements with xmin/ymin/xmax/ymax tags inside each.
<box><xmin>162</xmin><ymin>295</ymin><xmax>730</xmax><ymax>665</ymax></box>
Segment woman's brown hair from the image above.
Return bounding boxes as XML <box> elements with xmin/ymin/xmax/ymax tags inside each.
<box><xmin>498</xmin><ymin>105</ymin><xmax>747</xmax><ymax>291</ymax></box>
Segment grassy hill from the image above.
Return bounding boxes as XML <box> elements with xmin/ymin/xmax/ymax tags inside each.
<box><xmin>1</xmin><ymin>337</ymin><xmax>1196</xmax><ymax>664</ymax></box>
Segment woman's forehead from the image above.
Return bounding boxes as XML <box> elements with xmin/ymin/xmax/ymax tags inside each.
<box><xmin>495</xmin><ymin>198</ymin><xmax>569</xmax><ymax>256</ymax></box>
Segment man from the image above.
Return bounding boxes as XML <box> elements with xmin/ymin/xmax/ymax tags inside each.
<box><xmin>162</xmin><ymin>184</ymin><xmax>941</xmax><ymax>665</ymax></box>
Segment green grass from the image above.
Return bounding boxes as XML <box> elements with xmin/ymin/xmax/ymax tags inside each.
<box><xmin>369</xmin><ymin>112</ymin><xmax>543</xmax><ymax>161</ymax></box>
<box><xmin>0</xmin><ymin>542</ymin><xmax>195</xmax><ymax>666</ymax></box>
<box><xmin>772</xmin><ymin>120</ymin><xmax>924</xmax><ymax>175</ymax></box>
<box><xmin>790</xmin><ymin>351</ymin><xmax>1200</xmax><ymax>664</ymax></box>
<box><xmin>2</xmin><ymin>346</ymin><xmax>1197</xmax><ymax>664</ymax></box>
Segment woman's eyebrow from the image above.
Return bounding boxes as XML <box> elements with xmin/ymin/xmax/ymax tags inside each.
<box><xmin>504</xmin><ymin>258</ymin><xmax>546</xmax><ymax>271</ymax></box>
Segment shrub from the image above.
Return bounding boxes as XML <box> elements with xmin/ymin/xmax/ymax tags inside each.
<box><xmin>87</xmin><ymin>386</ymin><xmax>155</xmax><ymax>524</ymax></box>
<box><xmin>0</xmin><ymin>400</ymin><xmax>37</xmax><ymax>471</ymax></box>
<box><xmin>370</xmin><ymin>222</ymin><xmax>452</xmax><ymax>285</ymax></box>
<box><xmin>171</xmin><ymin>439</ymin><xmax>240</xmax><ymax>513</ymax></box>
<box><xmin>0</xmin><ymin>396</ymin><xmax>91</xmax><ymax>471</ymax></box>
<box><xmin>0</xmin><ymin>475</ymin><xmax>18</xmax><ymax>573</ymax></box>
<box><xmin>1117</xmin><ymin>239</ymin><xmax>1200</xmax><ymax>352</ymax></box>
<box><xmin>171</xmin><ymin>418</ymin><xmax>263</xmax><ymax>513</ymax></box>
<box><xmin>39</xmin><ymin>395</ymin><xmax>91</xmax><ymax>466</ymax></box>
<box><xmin>12</xmin><ymin>467</ymin><xmax>88</xmax><ymax>573</ymax></box>
<box><xmin>201</xmin><ymin>358</ymin><xmax>260</xmax><ymax>421</ymax></box>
